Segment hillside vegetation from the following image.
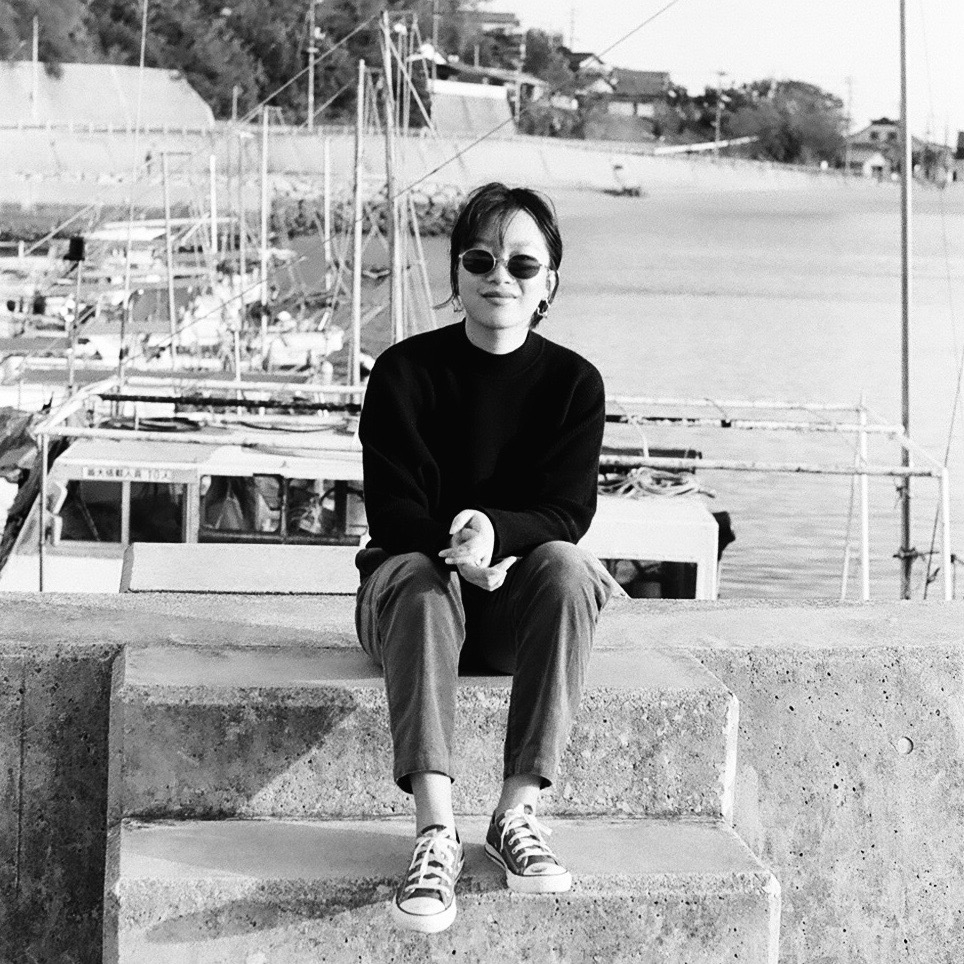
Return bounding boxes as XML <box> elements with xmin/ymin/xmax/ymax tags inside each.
<box><xmin>0</xmin><ymin>0</ymin><xmax>844</xmax><ymax>163</ymax></box>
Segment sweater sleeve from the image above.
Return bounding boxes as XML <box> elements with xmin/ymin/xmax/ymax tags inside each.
<box><xmin>358</xmin><ymin>351</ymin><xmax>451</xmax><ymax>557</ymax></box>
<box><xmin>481</xmin><ymin>364</ymin><xmax>605</xmax><ymax>557</ymax></box>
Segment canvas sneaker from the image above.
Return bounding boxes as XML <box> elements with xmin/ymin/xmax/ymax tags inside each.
<box><xmin>391</xmin><ymin>824</ymin><xmax>464</xmax><ymax>933</ymax></box>
<box><xmin>484</xmin><ymin>804</ymin><xmax>572</xmax><ymax>894</ymax></box>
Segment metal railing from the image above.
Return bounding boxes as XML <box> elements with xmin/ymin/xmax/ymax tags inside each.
<box><xmin>24</xmin><ymin>379</ymin><xmax>955</xmax><ymax>600</ymax></box>
<box><xmin>605</xmin><ymin>395</ymin><xmax>953</xmax><ymax>602</ymax></box>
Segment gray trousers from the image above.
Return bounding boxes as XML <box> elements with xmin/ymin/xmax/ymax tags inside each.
<box><xmin>355</xmin><ymin>541</ymin><xmax>613</xmax><ymax>793</ymax></box>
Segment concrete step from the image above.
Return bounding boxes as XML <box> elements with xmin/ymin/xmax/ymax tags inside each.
<box><xmin>122</xmin><ymin>645</ymin><xmax>738</xmax><ymax>822</ymax></box>
<box><xmin>113</xmin><ymin>816</ymin><xmax>780</xmax><ymax>964</ymax></box>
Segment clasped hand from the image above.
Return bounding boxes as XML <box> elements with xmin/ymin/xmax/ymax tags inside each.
<box><xmin>438</xmin><ymin>508</ymin><xmax>517</xmax><ymax>591</ymax></box>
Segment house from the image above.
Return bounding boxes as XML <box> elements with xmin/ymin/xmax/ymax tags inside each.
<box><xmin>845</xmin><ymin>118</ymin><xmax>957</xmax><ymax>182</ymax></box>
<box><xmin>457</xmin><ymin>10</ymin><xmax>524</xmax><ymax>70</ymax></box>
<box><xmin>844</xmin><ymin>117</ymin><xmax>899</xmax><ymax>177</ymax></box>
<box><xmin>607</xmin><ymin>68</ymin><xmax>670</xmax><ymax>119</ymax></box>
<box><xmin>458</xmin><ymin>10</ymin><xmax>522</xmax><ymax>36</ymax></box>
<box><xmin>558</xmin><ymin>47</ymin><xmax>613</xmax><ymax>96</ymax></box>
<box><xmin>953</xmin><ymin>131</ymin><xmax>964</xmax><ymax>182</ymax></box>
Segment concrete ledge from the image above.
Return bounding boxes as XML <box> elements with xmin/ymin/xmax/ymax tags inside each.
<box><xmin>122</xmin><ymin>647</ymin><xmax>735</xmax><ymax>821</ymax></box>
<box><xmin>121</xmin><ymin>544</ymin><xmax>361</xmax><ymax>595</ymax></box>
<box><xmin>0</xmin><ymin>641</ymin><xmax>123</xmax><ymax>964</ymax></box>
<box><xmin>3</xmin><ymin>594</ymin><xmax>963</xmax><ymax>962</ymax></box>
<box><xmin>694</xmin><ymin>640</ymin><xmax>964</xmax><ymax>964</ymax></box>
<box><xmin>116</xmin><ymin>816</ymin><xmax>780</xmax><ymax>964</ymax></box>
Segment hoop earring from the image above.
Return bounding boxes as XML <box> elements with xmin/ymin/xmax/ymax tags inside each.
<box><xmin>534</xmin><ymin>299</ymin><xmax>550</xmax><ymax>322</ymax></box>
<box><xmin>451</xmin><ymin>296</ymin><xmax>463</xmax><ymax>313</ymax></box>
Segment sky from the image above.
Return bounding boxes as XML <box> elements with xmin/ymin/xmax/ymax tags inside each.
<box><xmin>491</xmin><ymin>0</ymin><xmax>964</xmax><ymax>142</ymax></box>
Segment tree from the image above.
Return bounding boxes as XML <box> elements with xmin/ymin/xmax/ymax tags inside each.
<box><xmin>522</xmin><ymin>29</ymin><xmax>573</xmax><ymax>90</ymax></box>
<box><xmin>728</xmin><ymin>80</ymin><xmax>845</xmax><ymax>164</ymax></box>
<box><xmin>0</xmin><ymin>0</ymin><xmax>92</xmax><ymax>71</ymax></box>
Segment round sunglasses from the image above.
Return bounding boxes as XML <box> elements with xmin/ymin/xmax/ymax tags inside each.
<box><xmin>458</xmin><ymin>249</ymin><xmax>548</xmax><ymax>280</ymax></box>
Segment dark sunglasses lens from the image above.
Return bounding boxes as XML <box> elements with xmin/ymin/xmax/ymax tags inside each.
<box><xmin>461</xmin><ymin>250</ymin><xmax>495</xmax><ymax>274</ymax></box>
<box><xmin>506</xmin><ymin>255</ymin><xmax>543</xmax><ymax>279</ymax></box>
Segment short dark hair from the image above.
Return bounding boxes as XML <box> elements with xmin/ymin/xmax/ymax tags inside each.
<box><xmin>448</xmin><ymin>182</ymin><xmax>563</xmax><ymax>307</ymax></box>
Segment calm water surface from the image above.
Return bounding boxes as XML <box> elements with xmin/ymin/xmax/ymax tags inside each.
<box><xmin>416</xmin><ymin>180</ymin><xmax>964</xmax><ymax>600</ymax></box>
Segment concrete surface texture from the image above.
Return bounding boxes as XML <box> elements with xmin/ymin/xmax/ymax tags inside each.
<box><xmin>121</xmin><ymin>646</ymin><xmax>736</xmax><ymax>820</ymax></box>
<box><xmin>116</xmin><ymin>817</ymin><xmax>779</xmax><ymax>964</ymax></box>
<box><xmin>699</xmin><ymin>644</ymin><xmax>964</xmax><ymax>964</ymax></box>
<box><xmin>0</xmin><ymin>641</ymin><xmax>122</xmax><ymax>964</ymax></box>
<box><xmin>2</xmin><ymin>592</ymin><xmax>961</xmax><ymax>962</ymax></box>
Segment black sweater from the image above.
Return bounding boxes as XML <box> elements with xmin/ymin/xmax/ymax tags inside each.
<box><xmin>359</xmin><ymin>321</ymin><xmax>605</xmax><ymax>566</ymax></box>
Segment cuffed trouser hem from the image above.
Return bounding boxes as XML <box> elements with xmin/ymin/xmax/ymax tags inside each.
<box><xmin>503</xmin><ymin>754</ymin><xmax>556</xmax><ymax>789</ymax></box>
<box><xmin>394</xmin><ymin>760</ymin><xmax>455</xmax><ymax>795</ymax></box>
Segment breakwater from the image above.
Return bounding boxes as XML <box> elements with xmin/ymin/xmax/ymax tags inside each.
<box><xmin>0</xmin><ymin>123</ymin><xmax>846</xmax><ymax>238</ymax></box>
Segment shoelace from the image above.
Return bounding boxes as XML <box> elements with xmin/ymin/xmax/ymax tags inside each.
<box><xmin>497</xmin><ymin>806</ymin><xmax>556</xmax><ymax>864</ymax></box>
<box><xmin>401</xmin><ymin>829</ymin><xmax>461</xmax><ymax>899</ymax></box>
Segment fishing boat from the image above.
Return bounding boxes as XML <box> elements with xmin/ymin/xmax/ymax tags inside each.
<box><xmin>0</xmin><ymin>373</ymin><xmax>726</xmax><ymax>597</ymax></box>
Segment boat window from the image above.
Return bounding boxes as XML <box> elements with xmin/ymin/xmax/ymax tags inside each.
<box><xmin>600</xmin><ymin>558</ymin><xmax>697</xmax><ymax>599</ymax></box>
<box><xmin>197</xmin><ymin>475</ymin><xmax>366</xmax><ymax>544</ymax></box>
<box><xmin>129</xmin><ymin>482</ymin><xmax>186</xmax><ymax>543</ymax></box>
<box><xmin>57</xmin><ymin>480</ymin><xmax>122</xmax><ymax>542</ymax></box>
<box><xmin>287</xmin><ymin>478</ymin><xmax>366</xmax><ymax>542</ymax></box>
<box><xmin>200</xmin><ymin>475</ymin><xmax>282</xmax><ymax>534</ymax></box>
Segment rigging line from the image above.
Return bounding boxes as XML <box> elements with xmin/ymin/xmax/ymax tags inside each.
<box><xmin>22</xmin><ymin>14</ymin><xmax>379</xmax><ymax>259</ymax></box>
<box><xmin>390</xmin><ymin>0</ymin><xmax>690</xmax><ymax>200</ymax></box>
<box><xmin>308</xmin><ymin>80</ymin><xmax>354</xmax><ymax>127</ymax></box>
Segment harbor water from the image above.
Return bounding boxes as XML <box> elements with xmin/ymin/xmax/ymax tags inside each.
<box><xmin>410</xmin><ymin>178</ymin><xmax>964</xmax><ymax>601</ymax></box>
<box><xmin>5</xmin><ymin>174</ymin><xmax>964</xmax><ymax>600</ymax></box>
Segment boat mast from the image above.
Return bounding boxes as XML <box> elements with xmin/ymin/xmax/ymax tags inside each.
<box><xmin>381</xmin><ymin>13</ymin><xmax>403</xmax><ymax>345</ymax></box>
<box><xmin>350</xmin><ymin>60</ymin><xmax>365</xmax><ymax>387</ymax></box>
<box><xmin>898</xmin><ymin>0</ymin><xmax>913</xmax><ymax>598</ymax></box>
<box><xmin>119</xmin><ymin>0</ymin><xmax>150</xmax><ymax>386</ymax></box>
<box><xmin>162</xmin><ymin>152</ymin><xmax>178</xmax><ymax>367</ymax></box>
<box><xmin>260</xmin><ymin>105</ymin><xmax>270</xmax><ymax>346</ymax></box>
<box><xmin>323</xmin><ymin>137</ymin><xmax>333</xmax><ymax>289</ymax></box>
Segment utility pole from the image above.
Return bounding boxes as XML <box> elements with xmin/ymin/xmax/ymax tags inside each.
<box><xmin>569</xmin><ymin>7</ymin><xmax>576</xmax><ymax>48</ymax></box>
<box><xmin>714</xmin><ymin>71</ymin><xmax>726</xmax><ymax>156</ymax></box>
<box><xmin>31</xmin><ymin>16</ymin><xmax>39</xmax><ymax>123</ymax></box>
<box><xmin>514</xmin><ymin>37</ymin><xmax>526</xmax><ymax>128</ymax></box>
<box><xmin>844</xmin><ymin>76</ymin><xmax>854</xmax><ymax>174</ymax></box>
<box><xmin>307</xmin><ymin>0</ymin><xmax>321</xmax><ymax>129</ymax></box>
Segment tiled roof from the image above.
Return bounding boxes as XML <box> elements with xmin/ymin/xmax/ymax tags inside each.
<box><xmin>610</xmin><ymin>68</ymin><xmax>670</xmax><ymax>99</ymax></box>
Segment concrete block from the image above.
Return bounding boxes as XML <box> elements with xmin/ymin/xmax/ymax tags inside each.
<box><xmin>0</xmin><ymin>591</ymin><xmax>361</xmax><ymax>650</ymax></box>
<box><xmin>122</xmin><ymin>646</ymin><xmax>736</xmax><ymax>821</ymax></box>
<box><xmin>115</xmin><ymin>816</ymin><xmax>780</xmax><ymax>964</ymax></box>
<box><xmin>698</xmin><ymin>639</ymin><xmax>964</xmax><ymax>964</ymax></box>
<box><xmin>121</xmin><ymin>544</ymin><xmax>361</xmax><ymax>595</ymax></box>
<box><xmin>586</xmin><ymin>598</ymin><xmax>964</xmax><ymax>964</ymax></box>
<box><xmin>0</xmin><ymin>642</ymin><xmax>123</xmax><ymax>964</ymax></box>
<box><xmin>0</xmin><ymin>657</ymin><xmax>22</xmax><ymax>936</ymax></box>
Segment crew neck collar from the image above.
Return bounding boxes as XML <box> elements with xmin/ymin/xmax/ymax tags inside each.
<box><xmin>455</xmin><ymin>321</ymin><xmax>543</xmax><ymax>377</ymax></box>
